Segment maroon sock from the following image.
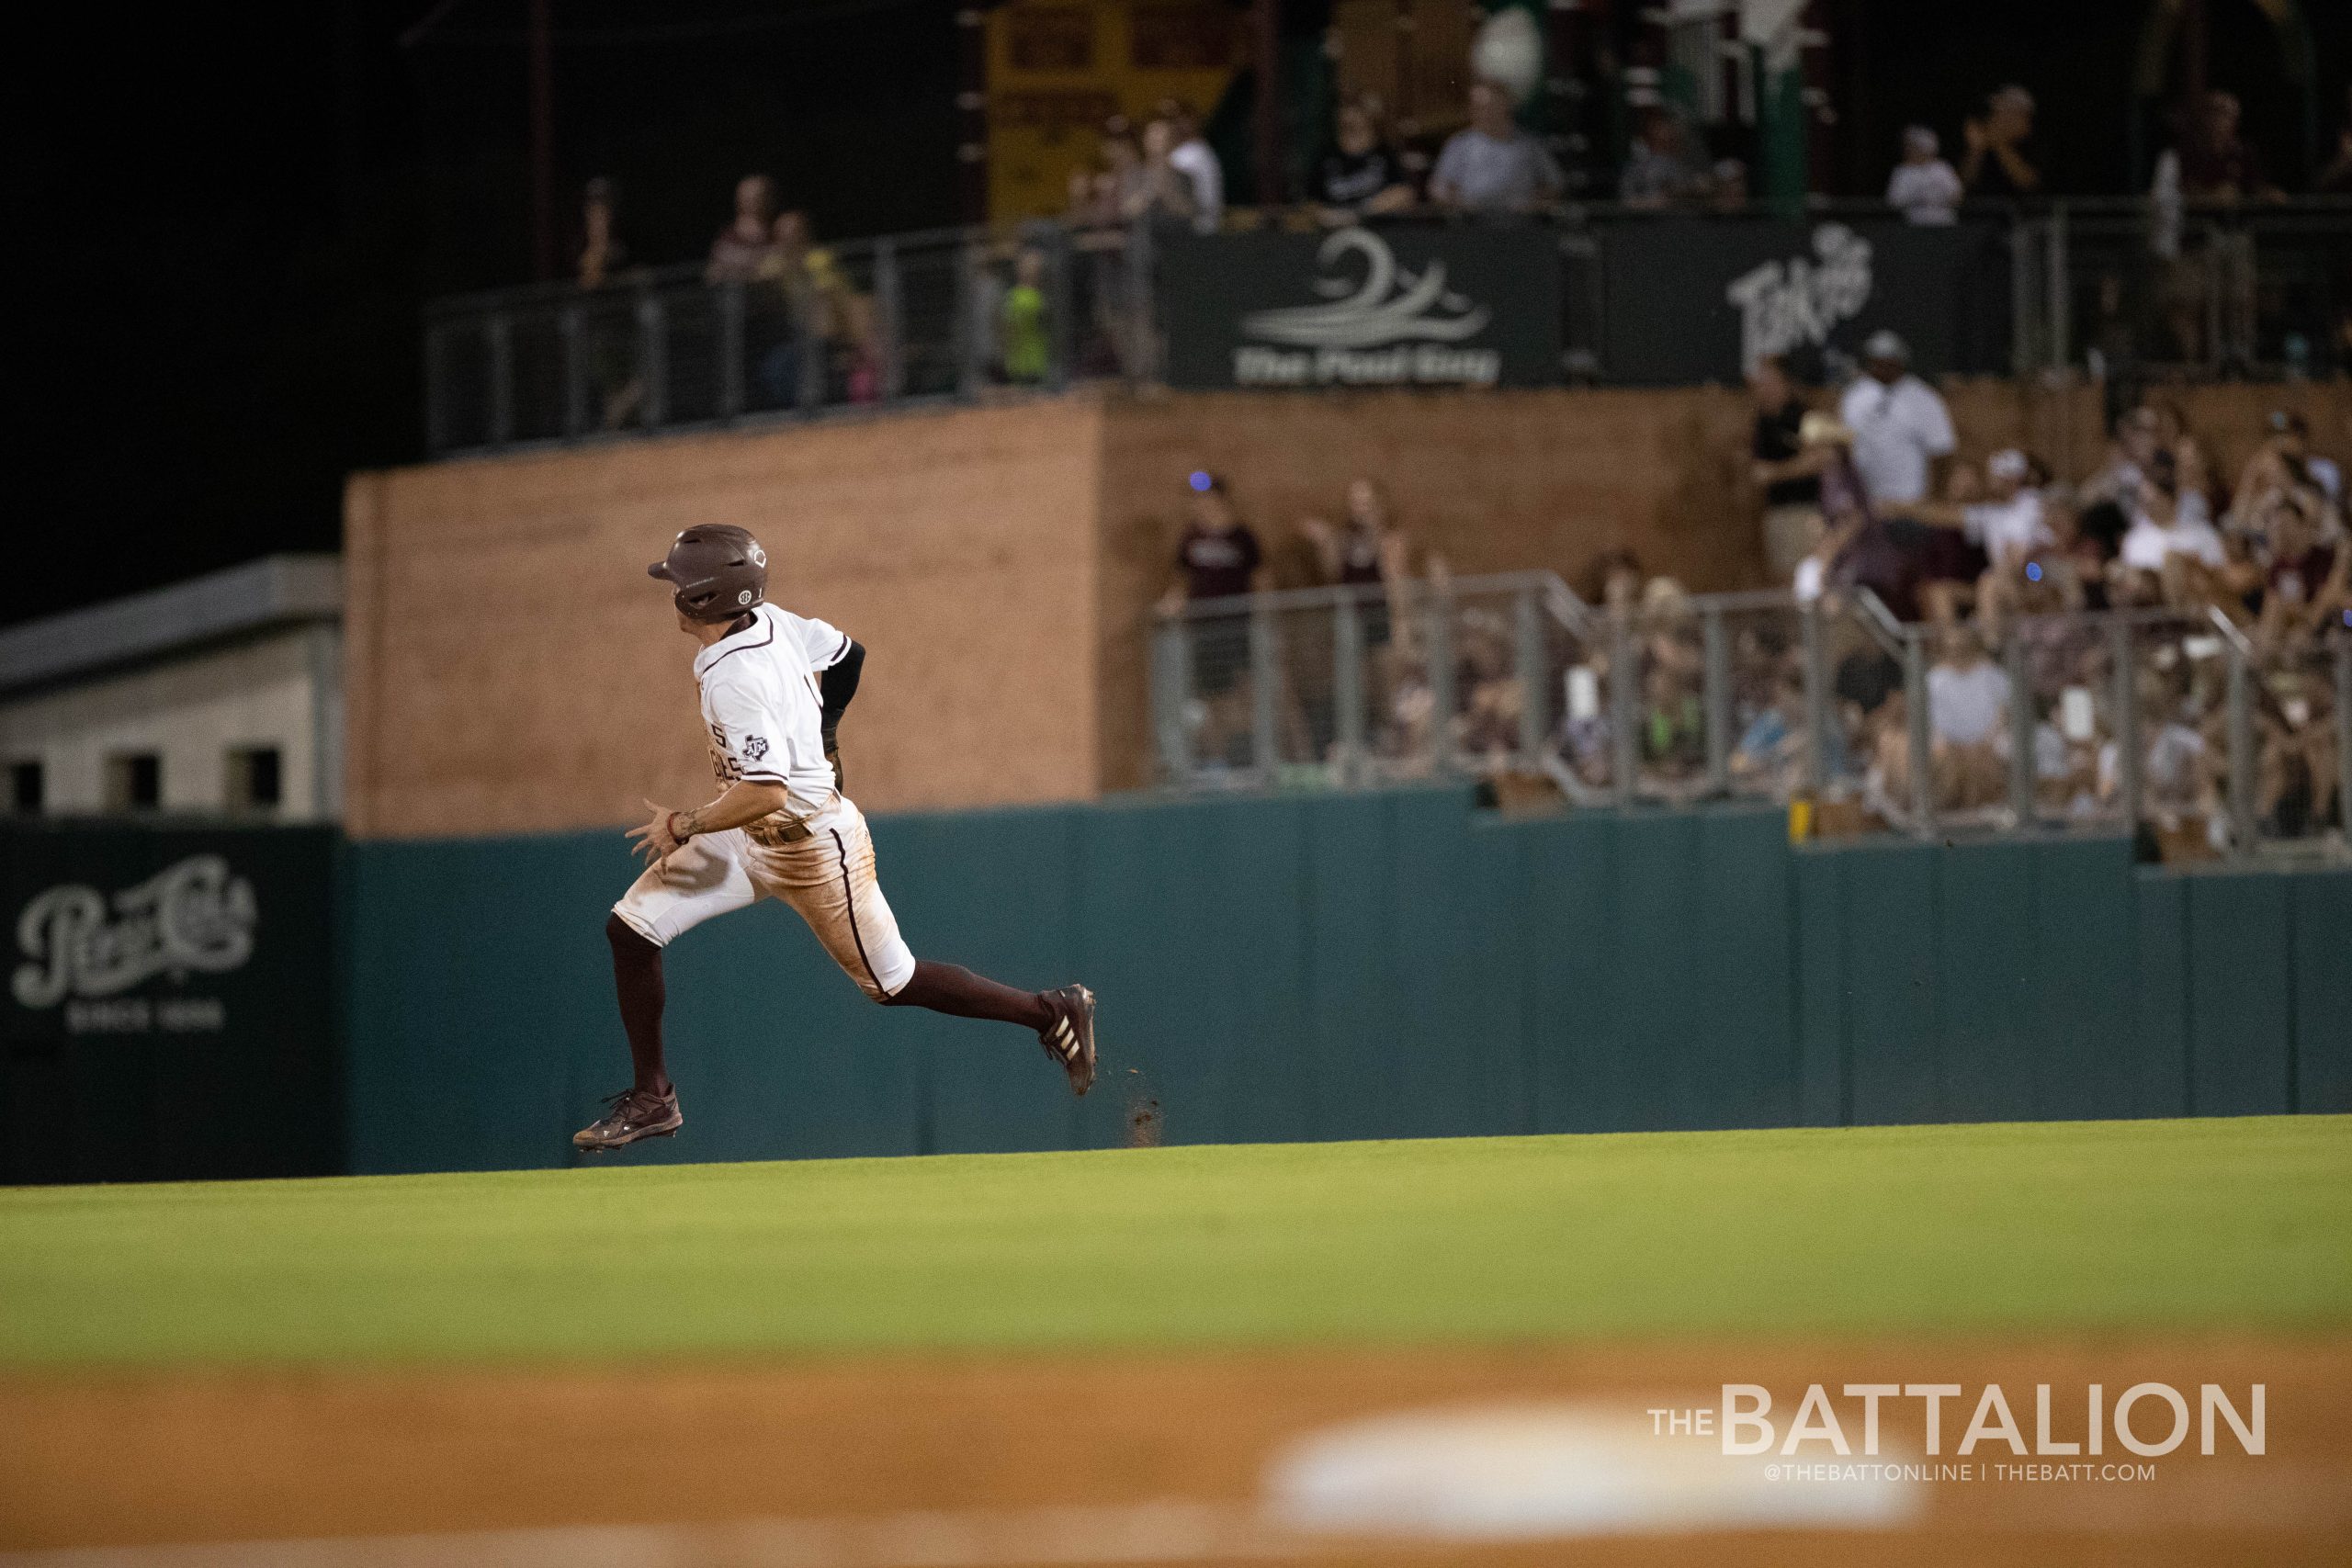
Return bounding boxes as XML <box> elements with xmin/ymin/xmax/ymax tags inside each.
<box><xmin>884</xmin><ymin>959</ymin><xmax>1052</xmax><ymax>1031</ymax></box>
<box><xmin>605</xmin><ymin>913</ymin><xmax>672</xmax><ymax>1095</ymax></box>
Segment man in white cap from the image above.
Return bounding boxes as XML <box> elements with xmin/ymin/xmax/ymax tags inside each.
<box><xmin>1838</xmin><ymin>330</ymin><xmax>1956</xmax><ymax>508</ymax></box>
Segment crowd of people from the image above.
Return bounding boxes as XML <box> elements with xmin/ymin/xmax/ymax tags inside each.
<box><xmin>1159</xmin><ymin>372</ymin><xmax>2347</xmax><ymax>847</ymax></box>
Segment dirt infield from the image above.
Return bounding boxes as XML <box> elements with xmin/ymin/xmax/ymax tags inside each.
<box><xmin>3</xmin><ymin>1337</ymin><xmax>2346</xmax><ymax>1566</ymax></box>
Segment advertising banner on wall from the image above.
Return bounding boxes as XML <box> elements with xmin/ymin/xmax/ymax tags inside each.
<box><xmin>1155</xmin><ymin>223</ymin><xmax>1565</xmax><ymax>390</ymax></box>
<box><xmin>1</xmin><ymin>824</ymin><xmax>340</xmax><ymax>1181</ymax></box>
<box><xmin>1592</xmin><ymin>216</ymin><xmax>2012</xmax><ymax>384</ymax></box>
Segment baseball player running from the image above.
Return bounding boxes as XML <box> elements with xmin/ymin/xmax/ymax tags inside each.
<box><xmin>574</xmin><ymin>525</ymin><xmax>1096</xmax><ymax>1151</ymax></box>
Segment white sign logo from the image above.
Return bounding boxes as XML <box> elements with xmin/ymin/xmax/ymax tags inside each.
<box><xmin>1235</xmin><ymin>228</ymin><xmax>1500</xmax><ymax>388</ymax></box>
<box><xmin>1724</xmin><ymin>223</ymin><xmax>1874</xmax><ymax>373</ymax></box>
<box><xmin>12</xmin><ymin>856</ymin><xmax>257</xmax><ymax>1010</ymax></box>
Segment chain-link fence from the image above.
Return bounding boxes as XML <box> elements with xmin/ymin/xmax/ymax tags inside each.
<box><xmin>1153</xmin><ymin>576</ymin><xmax>2348</xmax><ymax>859</ymax></box>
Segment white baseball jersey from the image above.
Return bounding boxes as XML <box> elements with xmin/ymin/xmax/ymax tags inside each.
<box><xmin>616</xmin><ymin>601</ymin><xmax>916</xmax><ymax>998</ymax></box>
<box><xmin>694</xmin><ymin>604</ymin><xmax>854</xmax><ymax>822</ymax></box>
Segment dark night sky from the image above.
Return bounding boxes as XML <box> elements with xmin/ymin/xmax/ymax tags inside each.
<box><xmin>11</xmin><ymin>1</ymin><xmax>2345</xmax><ymax>631</ymax></box>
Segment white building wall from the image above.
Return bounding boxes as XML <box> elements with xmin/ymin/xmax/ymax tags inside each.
<box><xmin>0</xmin><ymin>626</ymin><xmax>341</xmax><ymax>821</ymax></box>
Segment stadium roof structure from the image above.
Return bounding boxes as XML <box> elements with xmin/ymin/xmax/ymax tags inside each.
<box><xmin>0</xmin><ymin>554</ymin><xmax>341</xmax><ymax>699</ymax></box>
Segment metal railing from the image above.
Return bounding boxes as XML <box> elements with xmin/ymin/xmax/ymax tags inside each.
<box><xmin>1151</xmin><ymin>576</ymin><xmax>2350</xmax><ymax>859</ymax></box>
<box><xmin>423</xmin><ymin>197</ymin><xmax>2350</xmax><ymax>456</ymax></box>
<box><xmin>423</xmin><ymin>223</ymin><xmax>1149</xmax><ymax>455</ymax></box>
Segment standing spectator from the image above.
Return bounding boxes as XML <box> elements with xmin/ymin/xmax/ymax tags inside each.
<box><xmin>1886</xmin><ymin>127</ymin><xmax>1963</xmax><ymax>224</ymax></box>
<box><xmin>753</xmin><ymin>209</ymin><xmax>816</xmax><ymax>407</ymax></box>
<box><xmin>1748</xmin><ymin>355</ymin><xmax>1823</xmax><ymax>580</ymax></box>
<box><xmin>2176</xmin><ymin>91</ymin><xmax>2277</xmax><ymax>201</ymax></box>
<box><xmin>1926</xmin><ymin>624</ymin><xmax>2011</xmax><ymax>809</ymax></box>
<box><xmin>1431</xmin><ymin>81</ymin><xmax>1565</xmax><ymax>213</ymax></box>
<box><xmin>1961</xmin><ymin>85</ymin><xmax>2041</xmax><ymax>199</ymax></box>
<box><xmin>1158</xmin><ymin>100</ymin><xmax>1223</xmax><ymax>231</ymax></box>
<box><xmin>576</xmin><ymin>178</ymin><xmax>643</xmax><ymax>431</ymax></box>
<box><xmin>706</xmin><ymin>174</ymin><xmax>778</xmax><ymax>281</ymax></box>
<box><xmin>1130</xmin><ymin>118</ymin><xmax>1201</xmax><ymax>225</ymax></box>
<box><xmin>1837</xmin><ymin>332</ymin><xmax>1956</xmax><ymax>507</ymax></box>
<box><xmin>1315</xmin><ymin>97</ymin><xmax>1415</xmax><ymax>220</ymax></box>
<box><xmin>1792</xmin><ymin>413</ymin><xmax>1928</xmax><ymax>623</ymax></box>
<box><xmin>1160</xmin><ymin>474</ymin><xmax>1266</xmax><ymax>766</ymax></box>
<box><xmin>1618</xmin><ymin>107</ymin><xmax>1698</xmax><ymax>208</ymax></box>
<box><xmin>999</xmin><ymin>248</ymin><xmax>1050</xmax><ymax>386</ymax></box>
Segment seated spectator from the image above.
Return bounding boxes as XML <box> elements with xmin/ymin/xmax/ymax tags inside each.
<box><xmin>1158</xmin><ymin>100</ymin><xmax>1223</xmax><ymax>231</ymax></box>
<box><xmin>2233</xmin><ymin>410</ymin><xmax>2343</xmax><ymax>521</ymax></box>
<box><xmin>1961</xmin><ymin>85</ymin><xmax>2041</xmax><ymax>199</ymax></box>
<box><xmin>1618</xmin><ymin>107</ymin><xmax>1698</xmax><ymax>208</ymax></box>
<box><xmin>1588</xmin><ymin>547</ymin><xmax>1648</xmax><ymax>617</ymax></box>
<box><xmin>1838</xmin><ymin>333</ymin><xmax>1956</xmax><ymax>510</ymax></box>
<box><xmin>1885</xmin><ymin>448</ymin><xmax>2056</xmax><ymax>621</ymax></box>
<box><xmin>1886</xmin><ymin>127</ymin><xmax>1963</xmax><ymax>225</ymax></box>
<box><xmin>1927</xmin><ymin>624</ymin><xmax>2011</xmax><ymax>810</ymax></box>
<box><xmin>1749</xmin><ymin>355</ymin><xmax>1823</xmax><ymax>580</ymax></box>
<box><xmin>707</xmin><ymin>174</ymin><xmax>778</xmax><ymax>282</ymax></box>
<box><xmin>1707</xmin><ymin>158</ymin><xmax>1749</xmax><ymax>211</ymax></box>
<box><xmin>1315</xmin><ymin>97</ymin><xmax>1415</xmax><ymax>220</ymax></box>
<box><xmin>999</xmin><ymin>248</ymin><xmax>1050</xmax><ymax>386</ymax></box>
<box><xmin>1431</xmin><ymin>80</ymin><xmax>1565</xmax><ymax>213</ymax></box>
<box><xmin>2120</xmin><ymin>453</ymin><xmax>2226</xmax><ymax>583</ymax></box>
<box><xmin>2249</xmin><ymin>485</ymin><xmax>2347</xmax><ymax>648</ymax></box>
<box><xmin>2080</xmin><ymin>405</ymin><xmax>2165</xmax><ymax>510</ymax></box>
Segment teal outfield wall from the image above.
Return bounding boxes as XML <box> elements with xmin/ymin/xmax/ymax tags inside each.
<box><xmin>345</xmin><ymin>791</ymin><xmax>2352</xmax><ymax>1174</ymax></box>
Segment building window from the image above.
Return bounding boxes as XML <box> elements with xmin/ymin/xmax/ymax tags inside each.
<box><xmin>7</xmin><ymin>760</ymin><xmax>40</xmax><ymax>816</ymax></box>
<box><xmin>106</xmin><ymin>751</ymin><xmax>163</xmax><ymax>812</ymax></box>
<box><xmin>227</xmin><ymin>745</ymin><xmax>283</xmax><ymax>811</ymax></box>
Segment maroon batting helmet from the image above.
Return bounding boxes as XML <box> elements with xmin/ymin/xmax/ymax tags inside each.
<box><xmin>649</xmin><ymin>525</ymin><xmax>768</xmax><ymax>623</ymax></box>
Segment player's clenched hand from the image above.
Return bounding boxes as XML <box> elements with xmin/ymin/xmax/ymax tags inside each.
<box><xmin>628</xmin><ymin>799</ymin><xmax>685</xmax><ymax>865</ymax></box>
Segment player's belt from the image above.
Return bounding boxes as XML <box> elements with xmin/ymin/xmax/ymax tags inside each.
<box><xmin>745</xmin><ymin>813</ymin><xmax>814</xmax><ymax>847</ymax></box>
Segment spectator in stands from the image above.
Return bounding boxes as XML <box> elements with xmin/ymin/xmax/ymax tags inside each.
<box><xmin>1838</xmin><ymin>331</ymin><xmax>1956</xmax><ymax>508</ymax></box>
<box><xmin>1926</xmin><ymin>623</ymin><xmax>2010</xmax><ymax>809</ymax></box>
<box><xmin>1161</xmin><ymin>473</ymin><xmax>1266</xmax><ymax>768</ymax></box>
<box><xmin>2318</xmin><ymin>116</ymin><xmax>2352</xmax><ymax>195</ymax></box>
<box><xmin>1157</xmin><ymin>100</ymin><xmax>1224</xmax><ymax>231</ymax></box>
<box><xmin>2119</xmin><ymin>452</ymin><xmax>2226</xmax><ymax>606</ymax></box>
<box><xmin>575</xmin><ymin>178</ymin><xmax>644</xmax><ymax>431</ymax></box>
<box><xmin>1432</xmin><ymin>81</ymin><xmax>1565</xmax><ymax>213</ymax></box>
<box><xmin>1792</xmin><ymin>413</ymin><xmax>1928</xmax><ymax>623</ymax></box>
<box><xmin>1131</xmin><ymin>117</ymin><xmax>1202</xmax><ymax>225</ymax></box>
<box><xmin>2234</xmin><ymin>410</ymin><xmax>2343</xmax><ymax>520</ymax></box>
<box><xmin>1618</xmin><ymin>107</ymin><xmax>1698</xmax><ymax>208</ymax></box>
<box><xmin>1315</xmin><ymin>97</ymin><xmax>1415</xmax><ymax>221</ymax></box>
<box><xmin>1707</xmin><ymin>158</ymin><xmax>1750</xmax><ymax>211</ymax></box>
<box><xmin>753</xmin><ymin>209</ymin><xmax>816</xmax><ymax>407</ymax></box>
<box><xmin>999</xmin><ymin>247</ymin><xmax>1051</xmax><ymax>386</ymax></box>
<box><xmin>707</xmin><ymin>174</ymin><xmax>778</xmax><ymax>281</ymax></box>
<box><xmin>1961</xmin><ymin>85</ymin><xmax>2041</xmax><ymax>199</ymax></box>
<box><xmin>1886</xmin><ymin>127</ymin><xmax>1963</xmax><ymax>225</ymax></box>
<box><xmin>1069</xmin><ymin>122</ymin><xmax>1146</xmax><ymax>228</ymax></box>
<box><xmin>1749</xmin><ymin>355</ymin><xmax>1823</xmax><ymax>580</ymax></box>
<box><xmin>2080</xmin><ymin>405</ymin><xmax>2165</xmax><ymax>511</ymax></box>
<box><xmin>2176</xmin><ymin>91</ymin><xmax>2278</xmax><ymax>202</ymax></box>
<box><xmin>2251</xmin><ymin>484</ymin><xmax>2348</xmax><ymax>649</ymax></box>
<box><xmin>1883</xmin><ymin>448</ymin><xmax>2055</xmax><ymax>624</ymax></box>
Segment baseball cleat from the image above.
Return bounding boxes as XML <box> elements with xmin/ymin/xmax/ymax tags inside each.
<box><xmin>1040</xmin><ymin>985</ymin><xmax>1097</xmax><ymax>1097</ymax></box>
<box><xmin>573</xmin><ymin>1085</ymin><xmax>683</xmax><ymax>1151</ymax></box>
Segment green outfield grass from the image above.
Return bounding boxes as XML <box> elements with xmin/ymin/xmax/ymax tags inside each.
<box><xmin>1</xmin><ymin>1117</ymin><xmax>2346</xmax><ymax>1365</ymax></box>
